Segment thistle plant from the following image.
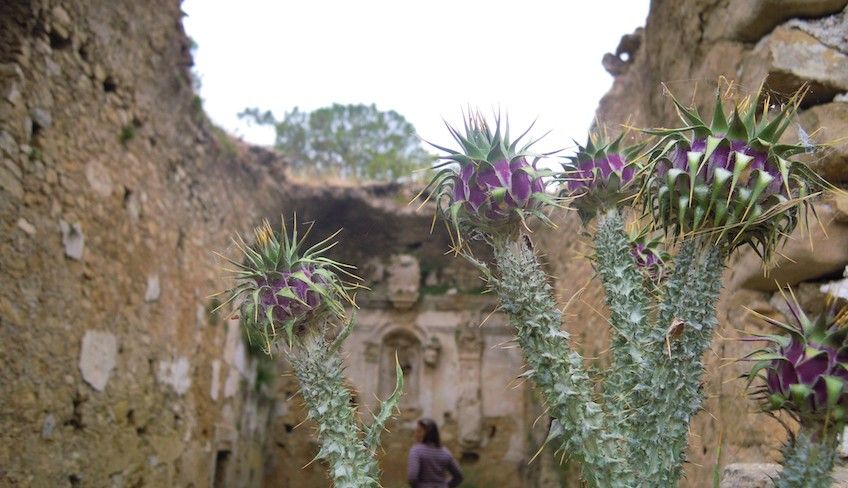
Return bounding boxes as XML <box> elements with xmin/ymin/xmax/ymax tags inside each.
<box><xmin>215</xmin><ymin>217</ymin><xmax>402</xmax><ymax>488</ymax></box>
<box><xmin>642</xmin><ymin>89</ymin><xmax>824</xmax><ymax>259</ymax></box>
<box><xmin>422</xmin><ymin>113</ymin><xmax>555</xmax><ymax>239</ymax></box>
<box><xmin>619</xmin><ymin>88</ymin><xmax>828</xmax><ymax>485</ymax></box>
<box><xmin>746</xmin><ymin>293</ymin><xmax>848</xmax><ymax>487</ymax></box>
<box><xmin>421</xmin><ymin>113</ymin><xmax>630</xmax><ymax>487</ymax></box>
<box><xmin>421</xmin><ymin>91</ymin><xmax>829</xmax><ymax>487</ymax></box>
<box><xmin>561</xmin><ymin>133</ymin><xmax>643</xmax><ymax>223</ymax></box>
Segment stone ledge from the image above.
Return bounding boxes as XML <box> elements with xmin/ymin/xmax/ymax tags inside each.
<box><xmin>721</xmin><ymin>463</ymin><xmax>848</xmax><ymax>487</ymax></box>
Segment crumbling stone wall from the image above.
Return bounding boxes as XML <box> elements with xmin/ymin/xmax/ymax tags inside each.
<box><xmin>0</xmin><ymin>3</ymin><xmax>546</xmax><ymax>487</ymax></box>
<box><xmin>5</xmin><ymin>0</ymin><xmax>845</xmax><ymax>487</ymax></box>
<box><xmin>0</xmin><ymin>1</ymin><xmax>297</xmax><ymax>486</ymax></box>
<box><xmin>258</xmin><ymin>197</ymin><xmax>544</xmax><ymax>488</ymax></box>
<box><xmin>536</xmin><ymin>1</ymin><xmax>848</xmax><ymax>486</ymax></box>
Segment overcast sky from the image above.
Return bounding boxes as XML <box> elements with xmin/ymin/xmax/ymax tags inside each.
<box><xmin>182</xmin><ymin>1</ymin><xmax>650</xmax><ymax>156</ymax></box>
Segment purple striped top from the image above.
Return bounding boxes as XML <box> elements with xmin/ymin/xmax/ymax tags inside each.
<box><xmin>407</xmin><ymin>443</ymin><xmax>463</xmax><ymax>488</ymax></box>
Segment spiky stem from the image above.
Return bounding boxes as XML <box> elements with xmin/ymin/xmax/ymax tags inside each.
<box><xmin>625</xmin><ymin>240</ymin><xmax>724</xmax><ymax>486</ymax></box>
<box><xmin>775</xmin><ymin>424</ymin><xmax>839</xmax><ymax>488</ymax></box>
<box><xmin>289</xmin><ymin>320</ymin><xmax>400</xmax><ymax>488</ymax></box>
<box><xmin>490</xmin><ymin>233</ymin><xmax>629</xmax><ymax>488</ymax></box>
<box><xmin>593</xmin><ymin>210</ymin><xmax>651</xmax><ymax>428</ymax></box>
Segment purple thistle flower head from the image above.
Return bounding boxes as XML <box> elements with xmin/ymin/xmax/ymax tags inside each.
<box><xmin>424</xmin><ymin>112</ymin><xmax>555</xmax><ymax>234</ymax></box>
<box><xmin>453</xmin><ymin>157</ymin><xmax>547</xmax><ymax>221</ymax></box>
<box><xmin>218</xmin><ymin>217</ymin><xmax>359</xmax><ymax>352</ymax></box>
<box><xmin>562</xmin><ymin>132</ymin><xmax>644</xmax><ymax>223</ymax></box>
<box><xmin>256</xmin><ymin>265</ymin><xmax>325</xmax><ymax>324</ymax></box>
<box><xmin>749</xmin><ymin>294</ymin><xmax>848</xmax><ymax>423</ymax></box>
<box><xmin>643</xmin><ymin>88</ymin><xmax>829</xmax><ymax>260</ymax></box>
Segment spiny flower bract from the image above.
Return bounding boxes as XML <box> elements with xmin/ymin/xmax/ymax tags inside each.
<box><xmin>747</xmin><ymin>293</ymin><xmax>848</xmax><ymax>424</ymax></box>
<box><xmin>643</xmin><ymin>89</ymin><xmax>826</xmax><ymax>259</ymax></box>
<box><xmin>421</xmin><ymin>112</ymin><xmax>556</xmax><ymax>238</ymax></box>
<box><xmin>215</xmin><ymin>216</ymin><xmax>358</xmax><ymax>352</ymax></box>
<box><xmin>561</xmin><ymin>132</ymin><xmax>643</xmax><ymax>223</ymax></box>
<box><xmin>628</xmin><ymin>229</ymin><xmax>669</xmax><ymax>285</ymax></box>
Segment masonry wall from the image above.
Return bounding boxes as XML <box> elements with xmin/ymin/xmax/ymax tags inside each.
<box><xmin>4</xmin><ymin>1</ymin><xmax>847</xmax><ymax>487</ymax></box>
<box><xmin>537</xmin><ymin>2</ymin><xmax>848</xmax><ymax>486</ymax></box>
<box><xmin>0</xmin><ymin>1</ymin><xmax>291</xmax><ymax>485</ymax></box>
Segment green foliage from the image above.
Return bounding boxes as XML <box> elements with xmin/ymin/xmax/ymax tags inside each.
<box><xmin>216</xmin><ymin>217</ymin><xmax>402</xmax><ymax>487</ymax></box>
<box><xmin>775</xmin><ymin>426</ymin><xmax>839</xmax><ymax>488</ymax></box>
<box><xmin>489</xmin><ymin>234</ymin><xmax>629</xmax><ymax>488</ymax></box>
<box><xmin>626</xmin><ymin>240</ymin><xmax>724</xmax><ymax>485</ymax></box>
<box><xmin>119</xmin><ymin>124</ymin><xmax>135</xmax><ymax>145</ymax></box>
<box><xmin>593</xmin><ymin>210</ymin><xmax>652</xmax><ymax>425</ymax></box>
<box><xmin>239</xmin><ymin>103</ymin><xmax>434</xmax><ymax>181</ymax></box>
<box><xmin>291</xmin><ymin>326</ymin><xmax>403</xmax><ymax>487</ymax></box>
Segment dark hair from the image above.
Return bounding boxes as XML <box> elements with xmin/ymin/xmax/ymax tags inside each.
<box><xmin>418</xmin><ymin>418</ymin><xmax>441</xmax><ymax>447</ymax></box>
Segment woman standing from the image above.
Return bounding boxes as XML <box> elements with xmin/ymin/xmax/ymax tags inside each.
<box><xmin>407</xmin><ymin>418</ymin><xmax>464</xmax><ymax>488</ymax></box>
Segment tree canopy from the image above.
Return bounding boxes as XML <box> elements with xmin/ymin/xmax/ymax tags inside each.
<box><xmin>239</xmin><ymin>103</ymin><xmax>433</xmax><ymax>181</ymax></box>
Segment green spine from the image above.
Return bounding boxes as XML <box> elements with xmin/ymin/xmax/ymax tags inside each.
<box><xmin>290</xmin><ymin>319</ymin><xmax>402</xmax><ymax>488</ymax></box>
<box><xmin>627</xmin><ymin>240</ymin><xmax>724</xmax><ymax>485</ymax></box>
<box><xmin>775</xmin><ymin>426</ymin><xmax>838</xmax><ymax>488</ymax></box>
<box><xmin>593</xmin><ymin>210</ymin><xmax>651</xmax><ymax>429</ymax></box>
<box><xmin>491</xmin><ymin>234</ymin><xmax>629</xmax><ymax>488</ymax></box>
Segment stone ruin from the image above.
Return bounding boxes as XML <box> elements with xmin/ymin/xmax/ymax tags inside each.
<box><xmin>1</xmin><ymin>0</ymin><xmax>847</xmax><ymax>487</ymax></box>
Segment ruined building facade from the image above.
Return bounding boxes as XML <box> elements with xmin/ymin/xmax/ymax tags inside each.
<box><xmin>2</xmin><ymin>1</ymin><xmax>848</xmax><ymax>487</ymax></box>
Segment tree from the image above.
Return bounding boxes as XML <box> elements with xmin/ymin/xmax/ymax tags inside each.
<box><xmin>240</xmin><ymin>103</ymin><xmax>434</xmax><ymax>181</ymax></box>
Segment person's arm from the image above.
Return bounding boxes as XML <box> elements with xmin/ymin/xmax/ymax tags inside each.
<box><xmin>446</xmin><ymin>452</ymin><xmax>463</xmax><ymax>488</ymax></box>
<box><xmin>407</xmin><ymin>446</ymin><xmax>420</xmax><ymax>487</ymax></box>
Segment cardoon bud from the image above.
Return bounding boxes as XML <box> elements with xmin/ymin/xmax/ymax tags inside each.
<box><xmin>561</xmin><ymin>133</ymin><xmax>643</xmax><ymax>222</ymax></box>
<box><xmin>216</xmin><ymin>217</ymin><xmax>357</xmax><ymax>351</ymax></box>
<box><xmin>628</xmin><ymin>231</ymin><xmax>668</xmax><ymax>285</ymax></box>
<box><xmin>643</xmin><ymin>90</ymin><xmax>827</xmax><ymax>259</ymax></box>
<box><xmin>422</xmin><ymin>112</ymin><xmax>555</xmax><ymax>237</ymax></box>
<box><xmin>747</xmin><ymin>295</ymin><xmax>848</xmax><ymax>423</ymax></box>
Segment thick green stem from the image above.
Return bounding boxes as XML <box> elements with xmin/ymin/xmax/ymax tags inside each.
<box><xmin>627</xmin><ymin>240</ymin><xmax>724</xmax><ymax>486</ymax></box>
<box><xmin>775</xmin><ymin>424</ymin><xmax>839</xmax><ymax>488</ymax></box>
<box><xmin>290</xmin><ymin>329</ymin><xmax>379</xmax><ymax>488</ymax></box>
<box><xmin>593</xmin><ymin>210</ymin><xmax>651</xmax><ymax>429</ymax></box>
<box><xmin>490</xmin><ymin>234</ymin><xmax>630</xmax><ymax>488</ymax></box>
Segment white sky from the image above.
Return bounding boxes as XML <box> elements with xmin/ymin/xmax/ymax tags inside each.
<box><xmin>182</xmin><ymin>1</ymin><xmax>650</xmax><ymax>156</ymax></box>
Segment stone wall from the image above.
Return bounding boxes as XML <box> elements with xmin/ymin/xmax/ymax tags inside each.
<box><xmin>258</xmin><ymin>198</ymin><xmax>544</xmax><ymax>487</ymax></box>
<box><xmin>4</xmin><ymin>0</ymin><xmax>846</xmax><ymax>487</ymax></box>
<box><xmin>0</xmin><ymin>1</ymin><xmax>297</xmax><ymax>485</ymax></box>
<box><xmin>0</xmin><ymin>3</ymin><xmax>543</xmax><ymax>486</ymax></box>
<box><xmin>541</xmin><ymin>1</ymin><xmax>848</xmax><ymax>486</ymax></box>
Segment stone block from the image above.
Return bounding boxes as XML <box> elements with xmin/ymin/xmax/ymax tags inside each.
<box><xmin>741</xmin><ymin>26</ymin><xmax>848</xmax><ymax>105</ymax></box>
<box><xmin>0</xmin><ymin>162</ymin><xmax>23</xmax><ymax>199</ymax></box>
<box><xmin>84</xmin><ymin>160</ymin><xmax>113</xmax><ymax>197</ymax></box>
<box><xmin>796</xmin><ymin>103</ymin><xmax>848</xmax><ymax>184</ymax></box>
<box><xmin>144</xmin><ymin>274</ymin><xmax>160</xmax><ymax>302</ymax></box>
<box><xmin>59</xmin><ymin>220</ymin><xmax>84</xmax><ymax>260</ymax></box>
<box><xmin>79</xmin><ymin>330</ymin><xmax>118</xmax><ymax>391</ymax></box>
<box><xmin>387</xmin><ymin>254</ymin><xmax>420</xmax><ymax>310</ymax></box>
<box><xmin>705</xmin><ymin>0</ymin><xmax>848</xmax><ymax>42</ymax></box>
<box><xmin>156</xmin><ymin>357</ymin><xmax>191</xmax><ymax>395</ymax></box>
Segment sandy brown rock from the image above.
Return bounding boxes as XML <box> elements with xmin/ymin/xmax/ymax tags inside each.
<box><xmin>721</xmin><ymin>463</ymin><xmax>848</xmax><ymax>487</ymax></box>
<box><xmin>740</xmin><ymin>26</ymin><xmax>848</xmax><ymax>105</ymax></box>
<box><xmin>704</xmin><ymin>0</ymin><xmax>848</xmax><ymax>42</ymax></box>
<box><xmin>591</xmin><ymin>2</ymin><xmax>848</xmax><ymax>487</ymax></box>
